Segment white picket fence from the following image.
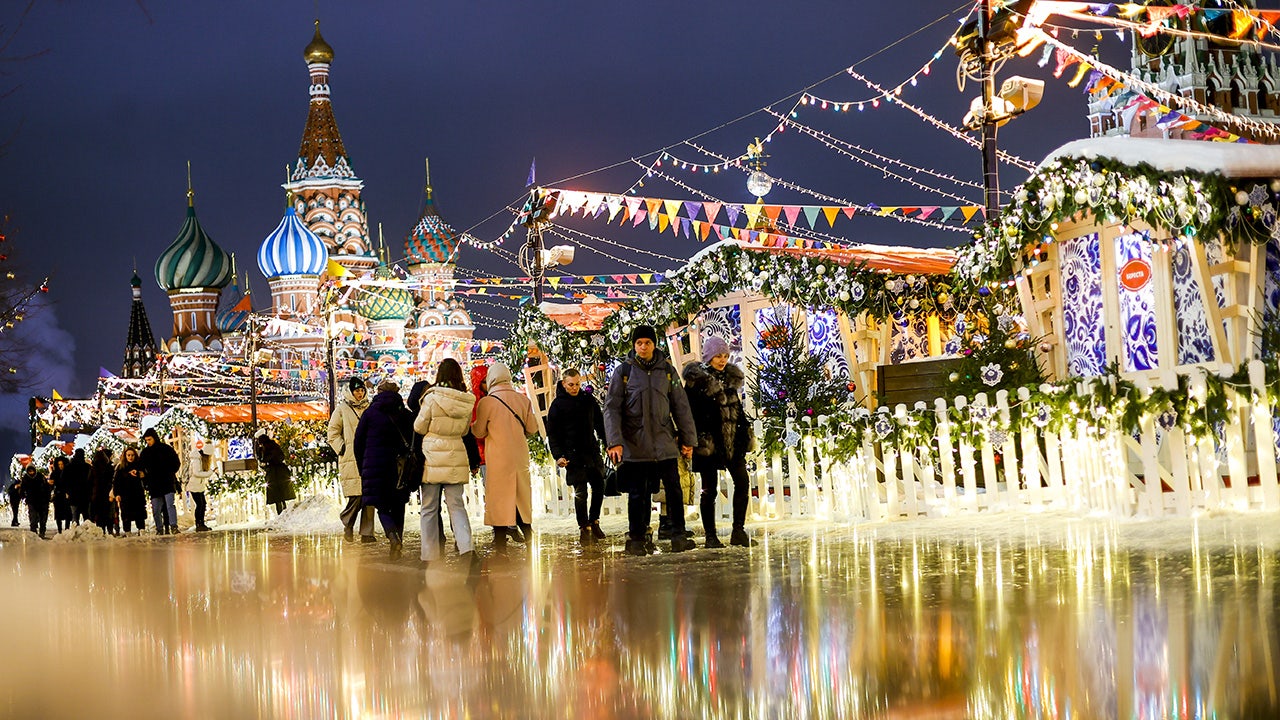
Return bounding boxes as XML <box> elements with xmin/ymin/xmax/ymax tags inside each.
<box><xmin>527</xmin><ymin>361</ymin><xmax>1280</xmax><ymax>524</ymax></box>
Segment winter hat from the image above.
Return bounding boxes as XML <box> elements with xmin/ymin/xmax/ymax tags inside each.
<box><xmin>348</xmin><ymin>376</ymin><xmax>366</xmax><ymax>392</ymax></box>
<box><xmin>254</xmin><ymin>428</ymin><xmax>268</xmax><ymax>439</ymax></box>
<box><xmin>630</xmin><ymin>324</ymin><xmax>658</xmax><ymax>344</ymax></box>
<box><xmin>376</xmin><ymin>380</ymin><xmax>401</xmax><ymax>394</ymax></box>
<box><xmin>701</xmin><ymin>336</ymin><xmax>730</xmax><ymax>362</ymax></box>
<box><xmin>142</xmin><ymin>428</ymin><xmax>160</xmax><ymax>442</ymax></box>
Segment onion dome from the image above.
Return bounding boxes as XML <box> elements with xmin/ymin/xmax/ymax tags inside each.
<box><xmin>303</xmin><ymin>20</ymin><xmax>333</xmax><ymax>64</ymax></box>
<box><xmin>258</xmin><ymin>207</ymin><xmax>328</xmax><ymax>279</ymax></box>
<box><xmin>406</xmin><ymin>166</ymin><xmax>459</xmax><ymax>264</ymax></box>
<box><xmin>359</xmin><ymin>264</ymin><xmax>414</xmax><ymax>321</ymax></box>
<box><xmin>155</xmin><ymin>200</ymin><xmax>234</xmax><ymax>291</ymax></box>
<box><xmin>215</xmin><ymin>281</ymin><xmax>250</xmax><ymax>334</ymax></box>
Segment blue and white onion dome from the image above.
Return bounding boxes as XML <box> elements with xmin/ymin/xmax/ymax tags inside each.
<box><xmin>358</xmin><ymin>264</ymin><xmax>414</xmax><ymax>321</ymax></box>
<box><xmin>258</xmin><ymin>207</ymin><xmax>328</xmax><ymax>279</ymax></box>
<box><xmin>155</xmin><ymin>205</ymin><xmax>234</xmax><ymax>291</ymax></box>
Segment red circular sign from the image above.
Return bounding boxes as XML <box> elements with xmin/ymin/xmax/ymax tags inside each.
<box><xmin>1119</xmin><ymin>258</ymin><xmax>1152</xmax><ymax>292</ymax></box>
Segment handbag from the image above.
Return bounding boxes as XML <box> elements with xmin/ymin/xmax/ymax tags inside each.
<box><xmin>694</xmin><ymin>432</ymin><xmax>715</xmax><ymax>457</ymax></box>
<box><xmin>386</xmin><ymin>410</ymin><xmax>418</xmax><ymax>492</ymax></box>
<box><xmin>602</xmin><ymin>464</ymin><xmax>621</xmax><ymax>497</ymax></box>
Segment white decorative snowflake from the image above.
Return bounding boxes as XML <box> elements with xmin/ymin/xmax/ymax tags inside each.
<box><xmin>783</xmin><ymin>428</ymin><xmax>801</xmax><ymax>448</ymax></box>
<box><xmin>872</xmin><ymin>414</ymin><xmax>894</xmax><ymax>438</ymax></box>
<box><xmin>980</xmin><ymin>363</ymin><xmax>1003</xmax><ymax>386</ymax></box>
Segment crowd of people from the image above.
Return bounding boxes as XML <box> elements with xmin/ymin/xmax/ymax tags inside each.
<box><xmin>4</xmin><ymin>327</ymin><xmax>757</xmax><ymax>559</ymax></box>
<box><xmin>3</xmin><ymin>430</ymin><xmax>216</xmax><ymax>538</ymax></box>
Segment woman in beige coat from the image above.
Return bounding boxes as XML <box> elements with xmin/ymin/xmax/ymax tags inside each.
<box><xmin>329</xmin><ymin>377</ymin><xmax>374</xmax><ymax>542</ymax></box>
<box><xmin>412</xmin><ymin>359</ymin><xmax>477</xmax><ymax>562</ymax></box>
<box><xmin>471</xmin><ymin>361</ymin><xmax>538</xmax><ymax>550</ymax></box>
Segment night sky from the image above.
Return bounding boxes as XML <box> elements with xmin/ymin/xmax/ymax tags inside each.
<box><xmin>0</xmin><ymin>1</ymin><xmax>1104</xmax><ymax>455</ymax></box>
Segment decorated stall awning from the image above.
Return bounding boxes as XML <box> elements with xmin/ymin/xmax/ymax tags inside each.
<box><xmin>750</xmin><ymin>242</ymin><xmax>956</xmax><ymax>275</ymax></box>
<box><xmin>538</xmin><ymin>298</ymin><xmax>627</xmax><ymax>331</ymax></box>
<box><xmin>190</xmin><ymin>401</ymin><xmax>330</xmax><ymax>424</ymax></box>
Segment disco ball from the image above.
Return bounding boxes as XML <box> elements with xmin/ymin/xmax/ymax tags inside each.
<box><xmin>746</xmin><ymin>170</ymin><xmax>773</xmax><ymax>199</ymax></box>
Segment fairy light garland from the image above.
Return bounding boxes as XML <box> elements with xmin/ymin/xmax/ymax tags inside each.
<box><xmin>1024</xmin><ymin>3</ymin><xmax>1280</xmax><ymax>54</ymax></box>
<box><xmin>846</xmin><ymin>68</ymin><xmax>1037</xmax><ymax>172</ymax></box>
<box><xmin>764</xmin><ymin>114</ymin><xmax>978</xmax><ymax>204</ymax></box>
<box><xmin>547</xmin><ymin>221</ymin><xmax>687</xmax><ymax>263</ymax></box>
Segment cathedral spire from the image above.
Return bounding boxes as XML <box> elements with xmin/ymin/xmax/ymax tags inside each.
<box><xmin>292</xmin><ymin>19</ymin><xmax>355</xmax><ymax>183</ymax></box>
<box><xmin>123</xmin><ymin>270</ymin><xmax>158</xmax><ymax>379</ymax></box>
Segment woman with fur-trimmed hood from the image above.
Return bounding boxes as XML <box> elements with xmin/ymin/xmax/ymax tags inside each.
<box><xmin>681</xmin><ymin>336</ymin><xmax>755</xmax><ymax>548</ymax></box>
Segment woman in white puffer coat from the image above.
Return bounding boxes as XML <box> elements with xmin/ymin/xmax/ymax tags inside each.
<box><xmin>412</xmin><ymin>358</ymin><xmax>477</xmax><ymax>562</ymax></box>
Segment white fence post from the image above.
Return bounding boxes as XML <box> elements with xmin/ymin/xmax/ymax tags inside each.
<box><xmin>1249</xmin><ymin>360</ymin><xmax>1280</xmax><ymax>510</ymax></box>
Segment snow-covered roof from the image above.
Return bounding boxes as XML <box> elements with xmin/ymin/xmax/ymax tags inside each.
<box><xmin>1042</xmin><ymin>137</ymin><xmax>1280</xmax><ymax>178</ymax></box>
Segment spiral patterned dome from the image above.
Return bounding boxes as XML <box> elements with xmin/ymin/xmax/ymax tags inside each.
<box><xmin>359</xmin><ymin>264</ymin><xmax>414</xmax><ymax>321</ymax></box>
<box><xmin>258</xmin><ymin>207</ymin><xmax>328</xmax><ymax>279</ymax></box>
<box><xmin>155</xmin><ymin>205</ymin><xmax>234</xmax><ymax>291</ymax></box>
<box><xmin>215</xmin><ymin>283</ymin><xmax>250</xmax><ymax>334</ymax></box>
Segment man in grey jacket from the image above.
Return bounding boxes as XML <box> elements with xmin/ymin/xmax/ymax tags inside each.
<box><xmin>604</xmin><ymin>324</ymin><xmax>698</xmax><ymax>555</ymax></box>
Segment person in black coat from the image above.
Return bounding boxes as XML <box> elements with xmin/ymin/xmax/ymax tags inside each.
<box><xmin>254</xmin><ymin>430</ymin><xmax>295</xmax><ymax>515</ymax></box>
<box><xmin>51</xmin><ymin>457</ymin><xmax>73</xmax><ymax>533</ymax></box>
<box><xmin>67</xmin><ymin>449</ymin><xmax>92</xmax><ymax>525</ymax></box>
<box><xmin>88</xmin><ymin>448</ymin><xmax>116</xmax><ymax>535</ymax></box>
<box><xmin>113</xmin><ymin>447</ymin><xmax>147</xmax><ymax>534</ymax></box>
<box><xmin>140</xmin><ymin>428</ymin><xmax>181</xmax><ymax>534</ymax></box>
<box><xmin>681</xmin><ymin>336</ymin><xmax>755</xmax><ymax>548</ymax></box>
<box><xmin>546</xmin><ymin>368</ymin><xmax>608</xmax><ymax>545</ymax></box>
<box><xmin>6</xmin><ymin>474</ymin><xmax>21</xmax><ymax>527</ymax></box>
<box><xmin>21</xmin><ymin>465</ymin><xmax>51</xmax><ymax>538</ymax></box>
<box><xmin>354</xmin><ymin>381</ymin><xmax>415</xmax><ymax>560</ymax></box>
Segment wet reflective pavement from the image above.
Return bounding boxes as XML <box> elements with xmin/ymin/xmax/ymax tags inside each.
<box><xmin>1</xmin><ymin>515</ymin><xmax>1278</xmax><ymax>719</ymax></box>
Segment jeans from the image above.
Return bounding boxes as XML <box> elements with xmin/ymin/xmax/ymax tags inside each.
<box><xmin>191</xmin><ymin>492</ymin><xmax>207</xmax><ymax>527</ymax></box>
<box><xmin>571</xmin><ymin>475</ymin><xmax>604</xmax><ymax>527</ymax></box>
<box><xmin>623</xmin><ymin>459</ymin><xmax>684</xmax><ymax>540</ymax></box>
<box><xmin>420</xmin><ymin>483</ymin><xmax>473</xmax><ymax>561</ymax></box>
<box><xmin>29</xmin><ymin>506</ymin><xmax>47</xmax><ymax>536</ymax></box>
<box><xmin>150</xmin><ymin>493</ymin><xmax>177</xmax><ymax>531</ymax></box>
<box><xmin>699</xmin><ymin>458</ymin><xmax>750</xmax><ymax>534</ymax></box>
<box><xmin>339</xmin><ymin>496</ymin><xmax>376</xmax><ymax>537</ymax></box>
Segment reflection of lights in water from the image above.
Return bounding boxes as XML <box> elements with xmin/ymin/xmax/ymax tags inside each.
<box><xmin>1</xmin><ymin>520</ymin><xmax>1277</xmax><ymax>716</ymax></box>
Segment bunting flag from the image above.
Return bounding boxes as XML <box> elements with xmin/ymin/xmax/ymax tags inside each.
<box><xmin>325</xmin><ymin>259</ymin><xmax>349</xmax><ymax>278</ymax></box>
<box><xmin>535</xmin><ymin>188</ymin><xmax>985</xmax><ymax>236</ymax></box>
<box><xmin>52</xmin><ymin>389</ymin><xmax>63</xmax><ymax>401</ymax></box>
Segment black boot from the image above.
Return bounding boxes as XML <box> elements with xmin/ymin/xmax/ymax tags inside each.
<box><xmin>388</xmin><ymin>532</ymin><xmax>403</xmax><ymax>560</ymax></box>
<box><xmin>516</xmin><ymin>520</ymin><xmax>532</xmax><ymax>543</ymax></box>
<box><xmin>580</xmin><ymin>527</ymin><xmax>594</xmax><ymax>546</ymax></box>
<box><xmin>590</xmin><ymin>520</ymin><xmax>605</xmax><ymax>540</ymax></box>
<box><xmin>624</xmin><ymin>532</ymin><xmax>649</xmax><ymax>556</ymax></box>
<box><xmin>657</xmin><ymin>515</ymin><xmax>672</xmax><ymax>540</ymax></box>
<box><xmin>493</xmin><ymin>527</ymin><xmax>510</xmax><ymax>553</ymax></box>
<box><xmin>730</xmin><ymin>528</ymin><xmax>756</xmax><ymax>547</ymax></box>
<box><xmin>343</xmin><ymin>526</ymin><xmax>354</xmax><ymax>542</ymax></box>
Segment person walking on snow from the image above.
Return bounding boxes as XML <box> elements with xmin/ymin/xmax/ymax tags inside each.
<box><xmin>355</xmin><ymin>381</ymin><xmax>417</xmax><ymax>560</ymax></box>
<box><xmin>88</xmin><ymin>448</ymin><xmax>116</xmax><ymax>535</ymax></box>
<box><xmin>410</xmin><ymin>359</ymin><xmax>478</xmax><ymax>563</ymax></box>
<box><xmin>255</xmin><ymin>429</ymin><xmax>295</xmax><ymax>515</ymax></box>
<box><xmin>682</xmin><ymin>336</ymin><xmax>757</xmax><ymax>548</ymax></box>
<box><xmin>140</xmin><ymin>428</ymin><xmax>181</xmax><ymax>534</ymax></box>
<box><xmin>51</xmin><ymin>457</ymin><xmax>73</xmax><ymax>534</ymax></box>
<box><xmin>329</xmin><ymin>377</ymin><xmax>375</xmax><ymax>543</ymax></box>
<box><xmin>604</xmin><ymin>324</ymin><xmax>698</xmax><ymax>556</ymax></box>
<box><xmin>546</xmin><ymin>368</ymin><xmax>609</xmax><ymax>546</ymax></box>
<box><xmin>184</xmin><ymin>445</ymin><xmax>215</xmax><ymax>532</ymax></box>
<box><xmin>471</xmin><ymin>361</ymin><xmax>538</xmax><ymax>552</ymax></box>
<box><xmin>67</xmin><ymin>449</ymin><xmax>92</xmax><ymax>526</ymax></box>
<box><xmin>22</xmin><ymin>464</ymin><xmax>51</xmax><ymax>538</ymax></box>
<box><xmin>113</xmin><ymin>447</ymin><xmax>147</xmax><ymax>534</ymax></box>
<box><xmin>6</xmin><ymin>472</ymin><xmax>22</xmax><ymax>527</ymax></box>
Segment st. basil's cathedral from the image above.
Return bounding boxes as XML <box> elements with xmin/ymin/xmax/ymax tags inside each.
<box><xmin>137</xmin><ymin>21</ymin><xmax>474</xmax><ymax>381</ymax></box>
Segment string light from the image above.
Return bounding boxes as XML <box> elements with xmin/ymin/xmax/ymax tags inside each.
<box><xmin>846</xmin><ymin>69</ymin><xmax>1037</xmax><ymax>171</ymax></box>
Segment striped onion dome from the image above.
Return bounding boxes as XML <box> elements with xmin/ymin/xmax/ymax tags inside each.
<box><xmin>258</xmin><ymin>207</ymin><xmax>328</xmax><ymax>278</ymax></box>
<box><xmin>155</xmin><ymin>205</ymin><xmax>234</xmax><ymax>291</ymax></box>
<box><xmin>358</xmin><ymin>264</ymin><xmax>414</xmax><ymax>321</ymax></box>
<box><xmin>406</xmin><ymin>195</ymin><xmax>459</xmax><ymax>264</ymax></box>
<box><xmin>215</xmin><ymin>282</ymin><xmax>250</xmax><ymax>334</ymax></box>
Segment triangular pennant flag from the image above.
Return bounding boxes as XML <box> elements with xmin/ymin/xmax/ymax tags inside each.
<box><xmin>52</xmin><ymin>389</ymin><xmax>63</xmax><ymax>401</ymax></box>
<box><xmin>632</xmin><ymin>209</ymin><xmax>647</xmax><ymax>227</ymax></box>
<box><xmin>763</xmin><ymin>205</ymin><xmax>783</xmax><ymax>223</ymax></box>
<box><xmin>697</xmin><ymin>220</ymin><xmax>711</xmax><ymax>241</ymax></box>
<box><xmin>724</xmin><ymin>205</ymin><xmax>741</xmax><ymax>226</ymax></box>
<box><xmin>1067</xmin><ymin>62</ymin><xmax>1093</xmax><ymax>88</ymax></box>
<box><xmin>900</xmin><ymin>207</ymin><xmax>919</xmax><ymax>217</ymax></box>
<box><xmin>583</xmin><ymin>193</ymin><xmax>604</xmax><ymax>217</ymax></box>
<box><xmin>658</xmin><ymin>213</ymin><xmax>670</xmax><ymax>233</ymax></box>
<box><xmin>961</xmin><ymin>206</ymin><xmax>980</xmax><ymax>223</ymax></box>
<box><xmin>625</xmin><ymin>196</ymin><xmax>642</xmax><ymax>216</ymax></box>
<box><xmin>648</xmin><ymin>207</ymin><xmax>661</xmax><ymax>230</ymax></box>
<box><xmin>941</xmin><ymin>207</ymin><xmax>959</xmax><ymax>221</ymax></box>
<box><xmin>645</xmin><ymin>198</ymin><xmax>662</xmax><ymax>218</ymax></box>
<box><xmin>618</xmin><ymin>206</ymin><xmax>631</xmax><ymax>224</ymax></box>
<box><xmin>663</xmin><ymin>199</ymin><xmax>682</xmax><ymax>221</ymax></box>
<box><xmin>326</xmin><ymin>258</ymin><xmax>349</xmax><ymax>277</ymax></box>
<box><xmin>606</xmin><ymin>196</ymin><xmax>623</xmax><ymax>222</ymax></box>
<box><xmin>823</xmin><ymin>206</ymin><xmax>840</xmax><ymax>227</ymax></box>
<box><xmin>679</xmin><ymin>217</ymin><xmax>691</xmax><ymax>238</ymax></box>
<box><xmin>782</xmin><ymin>205</ymin><xmax>801</xmax><ymax>227</ymax></box>
<box><xmin>581</xmin><ymin>275</ymin><xmax>595</xmax><ymax>284</ymax></box>
<box><xmin>1230</xmin><ymin>10</ymin><xmax>1254</xmax><ymax>38</ymax></box>
<box><xmin>683</xmin><ymin>201</ymin><xmax>702</xmax><ymax>221</ymax></box>
<box><xmin>640</xmin><ymin>274</ymin><xmax>652</xmax><ymax>284</ymax></box>
<box><xmin>842</xmin><ymin>207</ymin><xmax>857</xmax><ymax>219</ymax></box>
<box><xmin>743</xmin><ymin>203</ymin><xmax>762</xmax><ymax>227</ymax></box>
<box><xmin>702</xmin><ymin>201</ymin><xmax>722</xmax><ymax>225</ymax></box>
<box><xmin>802</xmin><ymin>206</ymin><xmax>820</xmax><ymax>228</ymax></box>
<box><xmin>232</xmin><ymin>293</ymin><xmax>252</xmax><ymax>312</ymax></box>
<box><xmin>918</xmin><ymin>206</ymin><xmax>938</xmax><ymax>220</ymax></box>
<box><xmin>548</xmin><ymin>276</ymin><xmax>561</xmax><ymax>287</ymax></box>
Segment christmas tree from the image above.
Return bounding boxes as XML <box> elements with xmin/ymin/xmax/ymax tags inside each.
<box><xmin>747</xmin><ymin>308</ymin><xmax>853</xmax><ymax>451</ymax></box>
